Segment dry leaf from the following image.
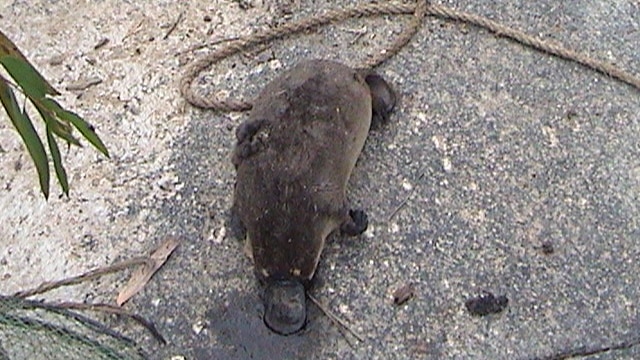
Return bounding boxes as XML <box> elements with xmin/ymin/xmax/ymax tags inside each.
<box><xmin>117</xmin><ymin>236</ymin><xmax>180</xmax><ymax>306</ymax></box>
<box><xmin>393</xmin><ymin>283</ymin><xmax>415</xmax><ymax>306</ymax></box>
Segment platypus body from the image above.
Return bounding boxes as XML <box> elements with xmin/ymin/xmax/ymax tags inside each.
<box><xmin>232</xmin><ymin>59</ymin><xmax>395</xmax><ymax>335</ymax></box>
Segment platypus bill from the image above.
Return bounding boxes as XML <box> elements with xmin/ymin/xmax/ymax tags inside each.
<box><xmin>232</xmin><ymin>59</ymin><xmax>395</xmax><ymax>335</ymax></box>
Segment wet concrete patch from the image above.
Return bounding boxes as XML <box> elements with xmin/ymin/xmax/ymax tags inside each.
<box><xmin>199</xmin><ymin>291</ymin><xmax>318</xmax><ymax>359</ymax></box>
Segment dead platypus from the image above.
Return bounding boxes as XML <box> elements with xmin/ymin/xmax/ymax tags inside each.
<box><xmin>232</xmin><ymin>59</ymin><xmax>395</xmax><ymax>335</ymax></box>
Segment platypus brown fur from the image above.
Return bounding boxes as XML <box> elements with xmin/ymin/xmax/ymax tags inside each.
<box><xmin>232</xmin><ymin>59</ymin><xmax>395</xmax><ymax>335</ymax></box>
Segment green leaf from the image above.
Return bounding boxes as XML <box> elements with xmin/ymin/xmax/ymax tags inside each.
<box><xmin>0</xmin><ymin>55</ymin><xmax>60</xmax><ymax>98</ymax></box>
<box><xmin>64</xmin><ymin>109</ymin><xmax>110</xmax><ymax>158</ymax></box>
<box><xmin>46</xmin><ymin>125</ymin><xmax>69</xmax><ymax>196</ymax></box>
<box><xmin>40</xmin><ymin>98</ymin><xmax>109</xmax><ymax>158</ymax></box>
<box><xmin>33</xmin><ymin>100</ymin><xmax>82</xmax><ymax>147</ymax></box>
<box><xmin>0</xmin><ymin>31</ymin><xmax>34</xmax><ymax>62</ymax></box>
<box><xmin>0</xmin><ymin>79</ymin><xmax>50</xmax><ymax>198</ymax></box>
<box><xmin>0</xmin><ymin>30</ymin><xmax>60</xmax><ymax>96</ymax></box>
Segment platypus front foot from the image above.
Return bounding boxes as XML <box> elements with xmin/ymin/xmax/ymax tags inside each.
<box><xmin>340</xmin><ymin>209</ymin><xmax>368</xmax><ymax>236</ymax></box>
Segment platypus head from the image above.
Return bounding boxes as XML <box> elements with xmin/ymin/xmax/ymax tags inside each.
<box><xmin>263</xmin><ymin>279</ymin><xmax>306</xmax><ymax>335</ymax></box>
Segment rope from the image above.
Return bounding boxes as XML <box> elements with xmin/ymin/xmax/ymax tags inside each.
<box><xmin>364</xmin><ymin>0</ymin><xmax>428</xmax><ymax>69</ymax></box>
<box><xmin>180</xmin><ymin>0</ymin><xmax>640</xmax><ymax>112</ymax></box>
<box><xmin>427</xmin><ymin>4</ymin><xmax>640</xmax><ymax>90</ymax></box>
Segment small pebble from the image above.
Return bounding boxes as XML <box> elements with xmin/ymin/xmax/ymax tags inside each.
<box><xmin>442</xmin><ymin>157</ymin><xmax>452</xmax><ymax>173</ymax></box>
<box><xmin>465</xmin><ymin>291</ymin><xmax>508</xmax><ymax>316</ymax></box>
<box><xmin>540</xmin><ymin>241</ymin><xmax>554</xmax><ymax>255</ymax></box>
<box><xmin>192</xmin><ymin>320</ymin><xmax>205</xmax><ymax>335</ymax></box>
<box><xmin>393</xmin><ymin>283</ymin><xmax>415</xmax><ymax>306</ymax></box>
<box><xmin>49</xmin><ymin>54</ymin><xmax>65</xmax><ymax>66</ymax></box>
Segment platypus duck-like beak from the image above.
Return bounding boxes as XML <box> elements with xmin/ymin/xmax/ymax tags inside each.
<box><xmin>263</xmin><ymin>279</ymin><xmax>306</xmax><ymax>335</ymax></box>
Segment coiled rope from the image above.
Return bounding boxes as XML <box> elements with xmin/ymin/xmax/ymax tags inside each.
<box><xmin>180</xmin><ymin>1</ymin><xmax>640</xmax><ymax>112</ymax></box>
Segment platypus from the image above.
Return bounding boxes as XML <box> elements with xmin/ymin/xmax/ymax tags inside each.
<box><xmin>232</xmin><ymin>59</ymin><xmax>395</xmax><ymax>335</ymax></box>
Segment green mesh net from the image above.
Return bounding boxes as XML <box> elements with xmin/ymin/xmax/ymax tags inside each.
<box><xmin>0</xmin><ymin>296</ymin><xmax>147</xmax><ymax>360</ymax></box>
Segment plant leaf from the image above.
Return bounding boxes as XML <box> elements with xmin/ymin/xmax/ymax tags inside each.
<box><xmin>0</xmin><ymin>56</ymin><xmax>57</xmax><ymax>98</ymax></box>
<box><xmin>0</xmin><ymin>79</ymin><xmax>50</xmax><ymax>198</ymax></box>
<box><xmin>0</xmin><ymin>31</ymin><xmax>29</xmax><ymax>59</ymax></box>
<box><xmin>46</xmin><ymin>125</ymin><xmax>69</xmax><ymax>196</ymax></box>
<box><xmin>0</xmin><ymin>30</ymin><xmax>59</xmax><ymax>96</ymax></box>
<box><xmin>40</xmin><ymin>98</ymin><xmax>109</xmax><ymax>158</ymax></box>
<box><xmin>34</xmin><ymin>100</ymin><xmax>81</xmax><ymax>147</ymax></box>
<box><xmin>58</xmin><ymin>108</ymin><xmax>110</xmax><ymax>158</ymax></box>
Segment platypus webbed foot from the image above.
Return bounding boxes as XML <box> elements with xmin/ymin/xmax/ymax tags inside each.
<box><xmin>364</xmin><ymin>72</ymin><xmax>396</xmax><ymax>130</ymax></box>
<box><xmin>232</xmin><ymin>119</ymin><xmax>268</xmax><ymax>167</ymax></box>
<box><xmin>340</xmin><ymin>209</ymin><xmax>368</xmax><ymax>236</ymax></box>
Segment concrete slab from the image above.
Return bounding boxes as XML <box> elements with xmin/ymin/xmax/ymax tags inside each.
<box><xmin>1</xmin><ymin>0</ymin><xmax>638</xmax><ymax>359</ymax></box>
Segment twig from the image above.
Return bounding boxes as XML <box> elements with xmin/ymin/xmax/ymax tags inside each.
<box><xmin>201</xmin><ymin>206</ymin><xmax>214</xmax><ymax>241</ymax></box>
<box><xmin>387</xmin><ymin>195</ymin><xmax>411</xmax><ymax>221</ymax></box>
<box><xmin>122</xmin><ymin>18</ymin><xmax>145</xmax><ymax>43</ymax></box>
<box><xmin>65</xmin><ymin>77</ymin><xmax>103</xmax><ymax>91</ymax></box>
<box><xmin>163</xmin><ymin>11</ymin><xmax>184</xmax><ymax>40</ymax></box>
<box><xmin>53</xmin><ymin>302</ymin><xmax>166</xmax><ymax>344</ymax></box>
<box><xmin>307</xmin><ymin>293</ymin><xmax>365</xmax><ymax>343</ymax></box>
<box><xmin>237</xmin><ymin>41</ymin><xmax>271</xmax><ymax>61</ymax></box>
<box><xmin>175</xmin><ymin>36</ymin><xmax>240</xmax><ymax>56</ymax></box>
<box><xmin>529</xmin><ymin>335</ymin><xmax>640</xmax><ymax>360</ymax></box>
<box><xmin>387</xmin><ymin>172</ymin><xmax>425</xmax><ymax>221</ymax></box>
<box><xmin>93</xmin><ymin>38</ymin><xmax>110</xmax><ymax>50</ymax></box>
<box><xmin>13</xmin><ymin>257</ymin><xmax>152</xmax><ymax>299</ymax></box>
<box><xmin>342</xmin><ymin>25</ymin><xmax>368</xmax><ymax>45</ymax></box>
